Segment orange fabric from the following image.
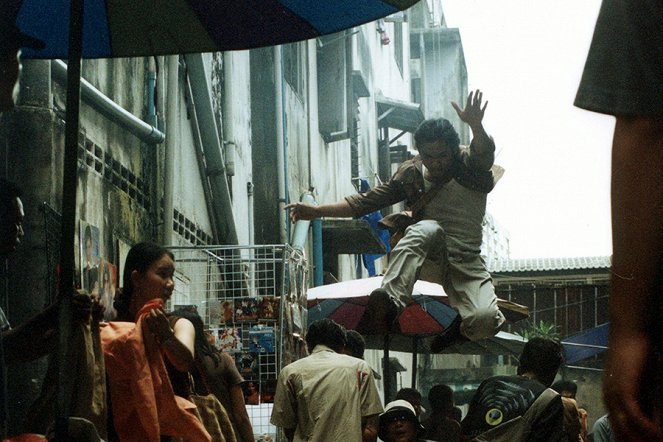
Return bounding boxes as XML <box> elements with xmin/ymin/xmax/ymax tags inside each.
<box><xmin>3</xmin><ymin>434</ymin><xmax>46</xmax><ymax>442</ymax></box>
<box><xmin>101</xmin><ymin>298</ymin><xmax>210</xmax><ymax>442</ymax></box>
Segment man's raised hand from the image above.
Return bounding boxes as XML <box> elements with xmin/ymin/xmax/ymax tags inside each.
<box><xmin>451</xmin><ymin>89</ymin><xmax>488</xmax><ymax>128</ymax></box>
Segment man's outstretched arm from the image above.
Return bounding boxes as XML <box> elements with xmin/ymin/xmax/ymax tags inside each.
<box><xmin>285</xmin><ymin>200</ymin><xmax>354</xmax><ymax>223</ymax></box>
<box><xmin>452</xmin><ymin>89</ymin><xmax>495</xmax><ymax>170</ymax></box>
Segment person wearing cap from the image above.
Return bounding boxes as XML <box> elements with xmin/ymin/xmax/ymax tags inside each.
<box><xmin>379</xmin><ymin>400</ymin><xmax>430</xmax><ymax>442</ymax></box>
<box><xmin>270</xmin><ymin>319</ymin><xmax>383</xmax><ymax>442</ymax></box>
<box><xmin>0</xmin><ymin>13</ymin><xmax>44</xmax><ymax>111</ymax></box>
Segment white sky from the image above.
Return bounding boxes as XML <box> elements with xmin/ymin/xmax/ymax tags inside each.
<box><xmin>441</xmin><ymin>0</ymin><xmax>615</xmax><ymax>258</ymax></box>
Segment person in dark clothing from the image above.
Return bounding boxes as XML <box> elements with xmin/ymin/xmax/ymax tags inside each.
<box><xmin>461</xmin><ymin>337</ymin><xmax>565</xmax><ymax>441</ymax></box>
<box><xmin>423</xmin><ymin>384</ymin><xmax>461</xmax><ymax>442</ymax></box>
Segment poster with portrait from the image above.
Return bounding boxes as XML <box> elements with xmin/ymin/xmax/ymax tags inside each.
<box><xmin>79</xmin><ymin>221</ymin><xmax>100</xmax><ymax>295</ymax></box>
<box><xmin>236</xmin><ymin>352</ymin><xmax>259</xmax><ymax>379</ymax></box>
<box><xmin>260</xmin><ymin>379</ymin><xmax>277</xmax><ymax>404</ymax></box>
<box><xmin>234</xmin><ymin>298</ymin><xmax>259</xmax><ymax>321</ymax></box>
<box><xmin>219</xmin><ymin>299</ymin><xmax>234</xmax><ymax>324</ymax></box>
<box><xmin>241</xmin><ymin>380</ymin><xmax>260</xmax><ymax>405</ymax></box>
<box><xmin>98</xmin><ymin>258</ymin><xmax>118</xmax><ymax>321</ymax></box>
<box><xmin>258</xmin><ymin>297</ymin><xmax>279</xmax><ymax>321</ymax></box>
<box><xmin>215</xmin><ymin>327</ymin><xmax>243</xmax><ymax>352</ymax></box>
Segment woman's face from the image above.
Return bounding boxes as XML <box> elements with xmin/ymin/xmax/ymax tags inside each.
<box><xmin>130</xmin><ymin>253</ymin><xmax>175</xmax><ymax>312</ymax></box>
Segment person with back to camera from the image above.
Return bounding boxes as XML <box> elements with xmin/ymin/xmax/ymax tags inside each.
<box><xmin>270</xmin><ymin>318</ymin><xmax>383</xmax><ymax>441</ymax></box>
<box><xmin>574</xmin><ymin>1</ymin><xmax>663</xmax><ymax>440</ymax></box>
<box><xmin>551</xmin><ymin>379</ymin><xmax>587</xmax><ymax>441</ymax></box>
<box><xmin>170</xmin><ymin>308</ymin><xmax>255</xmax><ymax>442</ymax></box>
<box><xmin>461</xmin><ymin>337</ymin><xmax>565</xmax><ymax>441</ymax></box>
<box><xmin>101</xmin><ymin>241</ymin><xmax>210</xmax><ymax>442</ymax></box>
<box><xmin>286</xmin><ymin>90</ymin><xmax>505</xmax><ymax>349</ymax></box>
<box><xmin>422</xmin><ymin>384</ymin><xmax>461</xmax><ymax>442</ymax></box>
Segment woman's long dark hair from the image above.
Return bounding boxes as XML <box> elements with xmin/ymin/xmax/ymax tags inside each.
<box><xmin>114</xmin><ymin>241</ymin><xmax>173</xmax><ymax>321</ymax></box>
<box><xmin>170</xmin><ymin>308</ymin><xmax>221</xmax><ymax>367</ymax></box>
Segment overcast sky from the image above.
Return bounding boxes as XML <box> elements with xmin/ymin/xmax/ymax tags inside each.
<box><xmin>440</xmin><ymin>0</ymin><xmax>615</xmax><ymax>259</ymax></box>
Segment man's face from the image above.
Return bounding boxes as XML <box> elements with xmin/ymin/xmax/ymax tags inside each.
<box><xmin>0</xmin><ymin>48</ymin><xmax>21</xmax><ymax>112</ymax></box>
<box><xmin>0</xmin><ymin>196</ymin><xmax>25</xmax><ymax>255</ymax></box>
<box><xmin>383</xmin><ymin>414</ymin><xmax>419</xmax><ymax>442</ymax></box>
<box><xmin>418</xmin><ymin>140</ymin><xmax>454</xmax><ymax>180</ymax></box>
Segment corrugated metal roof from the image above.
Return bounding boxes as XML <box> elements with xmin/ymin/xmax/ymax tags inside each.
<box><xmin>487</xmin><ymin>256</ymin><xmax>612</xmax><ymax>273</ymax></box>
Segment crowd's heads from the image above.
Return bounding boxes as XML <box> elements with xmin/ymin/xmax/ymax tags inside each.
<box><xmin>306</xmin><ymin>318</ymin><xmax>347</xmax><ymax>353</ymax></box>
<box><xmin>0</xmin><ymin>178</ymin><xmax>24</xmax><ymax>255</ymax></box>
<box><xmin>395</xmin><ymin>388</ymin><xmax>424</xmax><ymax>417</ymax></box>
<box><xmin>551</xmin><ymin>379</ymin><xmax>578</xmax><ymax>399</ymax></box>
<box><xmin>413</xmin><ymin>118</ymin><xmax>461</xmax><ymax>157</ymax></box>
<box><xmin>344</xmin><ymin>329</ymin><xmax>366</xmax><ymax>359</ymax></box>
<box><xmin>378</xmin><ymin>399</ymin><xmax>426</xmax><ymax>442</ymax></box>
<box><xmin>428</xmin><ymin>384</ymin><xmax>455</xmax><ymax>413</ymax></box>
<box><xmin>517</xmin><ymin>336</ymin><xmax>564</xmax><ymax>387</ymax></box>
<box><xmin>115</xmin><ymin>241</ymin><xmax>174</xmax><ymax>320</ymax></box>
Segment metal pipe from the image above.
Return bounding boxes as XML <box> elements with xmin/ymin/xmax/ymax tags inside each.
<box><xmin>290</xmin><ymin>192</ymin><xmax>316</xmax><ymax>250</ymax></box>
<box><xmin>162</xmin><ymin>56</ymin><xmax>178</xmax><ymax>245</ymax></box>
<box><xmin>184</xmin><ymin>53</ymin><xmax>238</xmax><ymax>245</ymax></box>
<box><xmin>52</xmin><ymin>60</ymin><xmax>165</xmax><ymax>145</ymax></box>
<box><xmin>275</xmin><ymin>46</ymin><xmax>288</xmax><ymax>244</ymax></box>
<box><xmin>312</xmin><ymin>218</ymin><xmax>323</xmax><ymax>286</ymax></box>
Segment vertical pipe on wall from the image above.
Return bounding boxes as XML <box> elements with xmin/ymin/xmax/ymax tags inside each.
<box><xmin>275</xmin><ymin>46</ymin><xmax>288</xmax><ymax>244</ymax></box>
<box><xmin>163</xmin><ymin>55</ymin><xmax>178</xmax><ymax>245</ymax></box>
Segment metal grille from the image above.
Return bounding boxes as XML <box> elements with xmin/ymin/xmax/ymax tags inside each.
<box><xmin>169</xmin><ymin>245</ymin><xmax>308</xmax><ymax>440</ymax></box>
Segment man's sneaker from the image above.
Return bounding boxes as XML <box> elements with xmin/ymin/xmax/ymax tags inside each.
<box><xmin>357</xmin><ymin>288</ymin><xmax>399</xmax><ymax>335</ymax></box>
<box><xmin>430</xmin><ymin>315</ymin><xmax>469</xmax><ymax>353</ymax></box>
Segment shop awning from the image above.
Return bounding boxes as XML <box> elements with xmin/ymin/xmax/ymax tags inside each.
<box><xmin>376</xmin><ymin>94</ymin><xmax>424</xmax><ymax>133</ymax></box>
<box><xmin>562</xmin><ymin>323</ymin><xmax>609</xmax><ymax>364</ymax></box>
<box><xmin>322</xmin><ymin>219</ymin><xmax>387</xmax><ymax>255</ymax></box>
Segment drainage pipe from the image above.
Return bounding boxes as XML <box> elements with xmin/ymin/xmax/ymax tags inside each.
<box><xmin>162</xmin><ymin>56</ymin><xmax>178</xmax><ymax>244</ymax></box>
<box><xmin>52</xmin><ymin>60</ymin><xmax>165</xmax><ymax>145</ymax></box>
<box><xmin>275</xmin><ymin>46</ymin><xmax>288</xmax><ymax>244</ymax></box>
<box><xmin>290</xmin><ymin>192</ymin><xmax>316</xmax><ymax>250</ymax></box>
<box><xmin>184</xmin><ymin>53</ymin><xmax>238</xmax><ymax>245</ymax></box>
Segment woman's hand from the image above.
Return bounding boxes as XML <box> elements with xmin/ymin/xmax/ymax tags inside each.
<box><xmin>144</xmin><ymin>308</ymin><xmax>175</xmax><ymax>343</ymax></box>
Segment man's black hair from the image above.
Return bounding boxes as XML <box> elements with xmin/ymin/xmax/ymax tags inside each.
<box><xmin>306</xmin><ymin>318</ymin><xmax>347</xmax><ymax>353</ymax></box>
<box><xmin>344</xmin><ymin>329</ymin><xmax>366</xmax><ymax>359</ymax></box>
<box><xmin>413</xmin><ymin>118</ymin><xmax>461</xmax><ymax>158</ymax></box>
<box><xmin>551</xmin><ymin>379</ymin><xmax>578</xmax><ymax>398</ymax></box>
<box><xmin>428</xmin><ymin>384</ymin><xmax>455</xmax><ymax>412</ymax></box>
<box><xmin>517</xmin><ymin>336</ymin><xmax>565</xmax><ymax>387</ymax></box>
<box><xmin>0</xmin><ymin>178</ymin><xmax>22</xmax><ymax>218</ymax></box>
<box><xmin>396</xmin><ymin>387</ymin><xmax>421</xmax><ymax>403</ymax></box>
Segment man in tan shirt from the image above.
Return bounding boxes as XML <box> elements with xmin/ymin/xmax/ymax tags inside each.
<box><xmin>271</xmin><ymin>319</ymin><xmax>383</xmax><ymax>441</ymax></box>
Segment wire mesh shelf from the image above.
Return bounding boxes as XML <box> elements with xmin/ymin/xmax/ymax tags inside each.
<box><xmin>169</xmin><ymin>244</ymin><xmax>308</xmax><ymax>440</ymax></box>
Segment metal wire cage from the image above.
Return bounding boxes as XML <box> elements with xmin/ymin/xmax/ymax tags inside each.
<box><xmin>168</xmin><ymin>244</ymin><xmax>308</xmax><ymax>439</ymax></box>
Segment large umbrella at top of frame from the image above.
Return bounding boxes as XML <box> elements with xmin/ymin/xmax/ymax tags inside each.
<box><xmin>4</xmin><ymin>0</ymin><xmax>421</xmax><ymax>437</ymax></box>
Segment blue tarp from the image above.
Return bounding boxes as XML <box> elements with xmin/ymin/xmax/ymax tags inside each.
<box><xmin>562</xmin><ymin>322</ymin><xmax>609</xmax><ymax>364</ymax></box>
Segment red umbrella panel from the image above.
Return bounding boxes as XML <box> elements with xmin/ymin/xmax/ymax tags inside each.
<box><xmin>307</xmin><ymin>294</ymin><xmax>458</xmax><ymax>336</ymax></box>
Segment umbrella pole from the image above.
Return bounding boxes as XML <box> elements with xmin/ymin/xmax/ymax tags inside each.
<box><xmin>55</xmin><ymin>0</ymin><xmax>84</xmax><ymax>439</ymax></box>
<box><xmin>411</xmin><ymin>337</ymin><xmax>418</xmax><ymax>389</ymax></box>
<box><xmin>383</xmin><ymin>334</ymin><xmax>390</xmax><ymax>405</ymax></box>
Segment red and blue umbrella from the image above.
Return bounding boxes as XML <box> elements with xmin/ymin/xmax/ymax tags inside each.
<box><xmin>308</xmin><ymin>278</ymin><xmax>458</xmax><ymax>337</ymax></box>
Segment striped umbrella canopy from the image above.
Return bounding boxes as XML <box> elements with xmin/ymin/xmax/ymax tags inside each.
<box><xmin>307</xmin><ymin>276</ymin><xmax>529</xmax><ymax>353</ymax></box>
<box><xmin>308</xmin><ymin>278</ymin><xmax>458</xmax><ymax>337</ymax></box>
<box><xmin>11</xmin><ymin>0</ymin><xmax>421</xmax><ymax>59</ymax></box>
